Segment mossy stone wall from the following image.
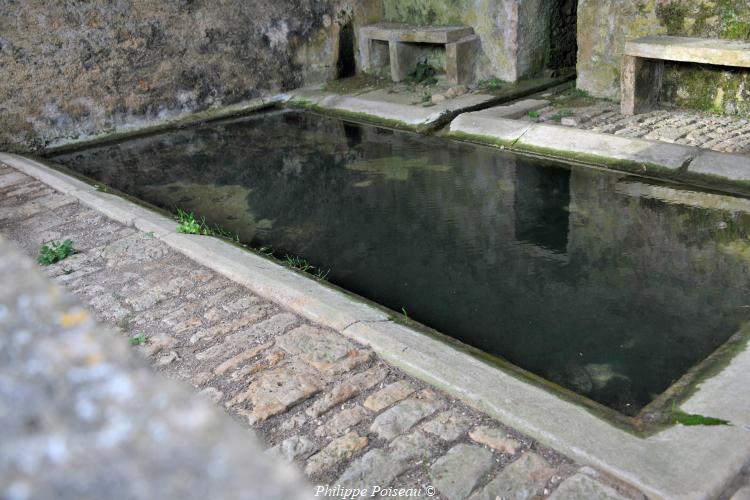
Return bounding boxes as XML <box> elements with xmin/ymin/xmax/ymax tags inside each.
<box><xmin>577</xmin><ymin>0</ymin><xmax>750</xmax><ymax>115</ymax></box>
<box><xmin>0</xmin><ymin>0</ymin><xmax>382</xmax><ymax>152</ymax></box>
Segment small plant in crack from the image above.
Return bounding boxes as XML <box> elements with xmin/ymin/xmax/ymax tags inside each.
<box><xmin>175</xmin><ymin>208</ymin><xmax>240</xmax><ymax>242</ymax></box>
<box><xmin>37</xmin><ymin>239</ymin><xmax>76</xmax><ymax>266</ymax></box>
<box><xmin>176</xmin><ymin>208</ymin><xmax>205</xmax><ymax>235</ymax></box>
<box><xmin>129</xmin><ymin>331</ymin><xmax>148</xmax><ymax>346</ymax></box>
<box><xmin>283</xmin><ymin>254</ymin><xmax>330</xmax><ymax>281</ymax></box>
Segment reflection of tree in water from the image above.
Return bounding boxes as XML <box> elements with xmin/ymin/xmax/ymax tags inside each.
<box><xmin>52</xmin><ymin>111</ymin><xmax>750</xmax><ymax>416</ymax></box>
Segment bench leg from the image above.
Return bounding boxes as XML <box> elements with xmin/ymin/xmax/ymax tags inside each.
<box><xmin>358</xmin><ymin>37</ymin><xmax>390</xmax><ymax>75</ymax></box>
<box><xmin>389</xmin><ymin>41</ymin><xmax>420</xmax><ymax>82</ymax></box>
<box><xmin>358</xmin><ymin>35</ymin><xmax>373</xmax><ymax>73</ymax></box>
<box><xmin>621</xmin><ymin>55</ymin><xmax>663</xmax><ymax>115</ymax></box>
<box><xmin>446</xmin><ymin>35</ymin><xmax>478</xmax><ymax>86</ymax></box>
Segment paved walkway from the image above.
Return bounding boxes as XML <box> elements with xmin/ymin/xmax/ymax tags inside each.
<box><xmin>526</xmin><ymin>98</ymin><xmax>750</xmax><ymax>154</ymax></box>
<box><xmin>1</xmin><ymin>162</ymin><xmax>648</xmax><ymax>499</ymax></box>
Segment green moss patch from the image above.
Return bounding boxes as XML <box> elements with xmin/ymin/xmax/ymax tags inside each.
<box><xmin>672</xmin><ymin>409</ymin><xmax>730</xmax><ymax>426</ymax></box>
<box><xmin>656</xmin><ymin>2</ymin><xmax>688</xmax><ymax>35</ymax></box>
<box><xmin>323</xmin><ymin>74</ymin><xmax>391</xmax><ymax>95</ymax></box>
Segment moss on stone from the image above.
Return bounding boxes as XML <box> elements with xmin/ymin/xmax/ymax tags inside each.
<box><xmin>656</xmin><ymin>2</ymin><xmax>687</xmax><ymax>35</ymax></box>
<box><xmin>661</xmin><ymin>62</ymin><xmax>750</xmax><ymax>116</ymax></box>
<box><xmin>382</xmin><ymin>0</ymin><xmax>466</xmax><ymax>26</ymax></box>
<box><xmin>579</xmin><ymin>0</ymin><xmax>750</xmax><ymax>108</ymax></box>
<box><xmin>723</xmin><ymin>19</ymin><xmax>750</xmax><ymax>40</ymax></box>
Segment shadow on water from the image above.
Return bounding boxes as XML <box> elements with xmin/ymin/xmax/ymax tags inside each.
<box><xmin>50</xmin><ymin>110</ymin><xmax>750</xmax><ymax>416</ymax></box>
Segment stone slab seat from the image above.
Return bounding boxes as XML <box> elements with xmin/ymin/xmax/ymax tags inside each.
<box><xmin>621</xmin><ymin>35</ymin><xmax>750</xmax><ymax>115</ymax></box>
<box><xmin>359</xmin><ymin>22</ymin><xmax>478</xmax><ymax>86</ymax></box>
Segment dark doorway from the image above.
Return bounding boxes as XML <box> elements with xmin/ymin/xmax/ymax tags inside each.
<box><xmin>548</xmin><ymin>0</ymin><xmax>578</xmax><ymax>71</ymax></box>
<box><xmin>337</xmin><ymin>21</ymin><xmax>356</xmax><ymax>78</ymax></box>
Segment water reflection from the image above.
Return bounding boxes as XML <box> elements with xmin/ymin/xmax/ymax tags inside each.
<box><xmin>50</xmin><ymin>110</ymin><xmax>750</xmax><ymax>415</ymax></box>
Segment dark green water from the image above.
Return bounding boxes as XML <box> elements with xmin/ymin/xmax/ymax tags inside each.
<box><xmin>50</xmin><ymin>110</ymin><xmax>750</xmax><ymax>416</ymax></box>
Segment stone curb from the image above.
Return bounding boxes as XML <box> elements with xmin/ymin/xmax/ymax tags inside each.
<box><xmin>285</xmin><ymin>90</ymin><xmax>492</xmax><ymax>132</ymax></box>
<box><xmin>4</xmin><ymin>152</ymin><xmax>750</xmax><ymax>500</ymax></box>
<box><xmin>686</xmin><ymin>150</ymin><xmax>750</xmax><ymax>187</ymax></box>
<box><xmin>448</xmin><ymin>116</ymin><xmax>696</xmax><ymax>171</ymax></box>
<box><xmin>43</xmin><ymin>96</ymin><xmax>283</xmax><ymax>156</ymax></box>
<box><xmin>447</xmin><ymin>114</ymin><xmax>750</xmax><ymax>195</ymax></box>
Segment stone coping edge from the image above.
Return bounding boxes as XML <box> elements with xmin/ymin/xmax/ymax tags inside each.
<box><xmin>448</xmin><ymin>115</ymin><xmax>750</xmax><ymax>197</ymax></box>
<box><xmin>4</xmin><ymin>152</ymin><xmax>750</xmax><ymax>500</ymax></box>
<box><xmin>284</xmin><ymin>72</ymin><xmax>575</xmax><ymax>134</ymax></box>
<box><xmin>42</xmin><ymin>96</ymin><xmax>284</xmax><ymax>156</ymax></box>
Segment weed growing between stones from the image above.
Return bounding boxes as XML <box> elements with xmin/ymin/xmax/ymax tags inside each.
<box><xmin>176</xmin><ymin>208</ymin><xmax>205</xmax><ymax>235</ymax></box>
<box><xmin>479</xmin><ymin>77</ymin><xmax>506</xmax><ymax>90</ymax></box>
<box><xmin>283</xmin><ymin>254</ymin><xmax>330</xmax><ymax>281</ymax></box>
<box><xmin>549</xmin><ymin>108</ymin><xmax>573</xmax><ymax>122</ymax></box>
<box><xmin>175</xmin><ymin>208</ymin><xmax>240</xmax><ymax>242</ymax></box>
<box><xmin>412</xmin><ymin>60</ymin><xmax>438</xmax><ymax>85</ymax></box>
<box><xmin>129</xmin><ymin>331</ymin><xmax>148</xmax><ymax>346</ymax></box>
<box><xmin>37</xmin><ymin>239</ymin><xmax>76</xmax><ymax>266</ymax></box>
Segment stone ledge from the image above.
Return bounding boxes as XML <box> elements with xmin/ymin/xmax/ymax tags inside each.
<box><xmin>43</xmin><ymin>96</ymin><xmax>283</xmax><ymax>156</ymax></box>
<box><xmin>625</xmin><ymin>36</ymin><xmax>750</xmax><ymax>68</ymax></box>
<box><xmin>287</xmin><ymin>89</ymin><xmax>495</xmax><ymax>132</ymax></box>
<box><xmin>448</xmin><ymin>114</ymin><xmax>531</xmax><ymax>147</ymax></box>
<box><xmin>447</xmin><ymin>115</ymin><xmax>698</xmax><ymax>175</ymax></box>
<box><xmin>360</xmin><ymin>23</ymin><xmax>474</xmax><ymax>44</ymax></box>
<box><xmin>515</xmin><ymin>123</ymin><xmax>697</xmax><ymax>173</ymax></box>
<box><xmin>686</xmin><ymin>150</ymin><xmax>750</xmax><ymax>186</ymax></box>
<box><xmin>4</xmin><ymin>153</ymin><xmax>750</xmax><ymax>499</ymax></box>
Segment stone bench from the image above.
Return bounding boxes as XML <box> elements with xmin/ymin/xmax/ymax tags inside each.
<box><xmin>359</xmin><ymin>22</ymin><xmax>478</xmax><ymax>86</ymax></box>
<box><xmin>621</xmin><ymin>35</ymin><xmax>750</xmax><ymax>115</ymax></box>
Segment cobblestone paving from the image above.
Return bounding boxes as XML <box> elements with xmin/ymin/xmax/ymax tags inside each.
<box><xmin>526</xmin><ymin>99</ymin><xmax>750</xmax><ymax>154</ymax></box>
<box><xmin>0</xmin><ymin>163</ymin><xmax>644</xmax><ymax>499</ymax></box>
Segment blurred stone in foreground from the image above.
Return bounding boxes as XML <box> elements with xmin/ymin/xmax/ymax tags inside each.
<box><xmin>0</xmin><ymin>235</ymin><xmax>310</xmax><ymax>500</ymax></box>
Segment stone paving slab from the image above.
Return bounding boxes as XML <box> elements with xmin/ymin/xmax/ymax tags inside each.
<box><xmin>0</xmin><ymin>163</ymin><xmax>644</xmax><ymax>499</ymax></box>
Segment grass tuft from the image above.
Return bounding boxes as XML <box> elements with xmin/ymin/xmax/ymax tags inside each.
<box><xmin>175</xmin><ymin>208</ymin><xmax>240</xmax><ymax>242</ymax></box>
<box><xmin>283</xmin><ymin>254</ymin><xmax>330</xmax><ymax>281</ymax></box>
<box><xmin>129</xmin><ymin>331</ymin><xmax>148</xmax><ymax>346</ymax></box>
<box><xmin>479</xmin><ymin>77</ymin><xmax>506</xmax><ymax>90</ymax></box>
<box><xmin>37</xmin><ymin>239</ymin><xmax>76</xmax><ymax>266</ymax></box>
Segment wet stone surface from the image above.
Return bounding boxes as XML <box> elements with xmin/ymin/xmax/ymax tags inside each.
<box><xmin>0</xmin><ymin>163</ymin><xmax>646</xmax><ymax>498</ymax></box>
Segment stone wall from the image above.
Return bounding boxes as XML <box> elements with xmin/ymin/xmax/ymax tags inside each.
<box><xmin>0</xmin><ymin>0</ymin><xmax>381</xmax><ymax>152</ymax></box>
<box><xmin>577</xmin><ymin>0</ymin><xmax>750</xmax><ymax>115</ymax></box>
<box><xmin>380</xmin><ymin>0</ymin><xmax>569</xmax><ymax>82</ymax></box>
